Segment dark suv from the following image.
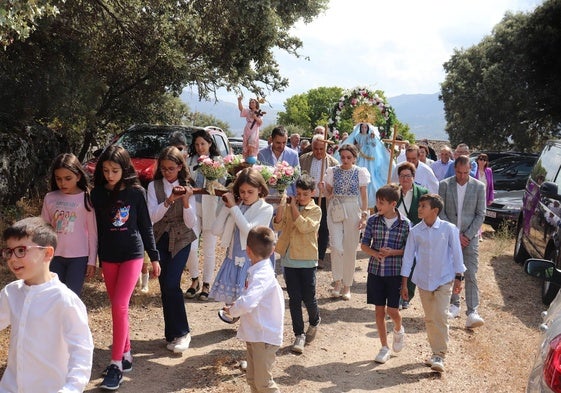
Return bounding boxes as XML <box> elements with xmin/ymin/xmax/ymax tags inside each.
<box><xmin>84</xmin><ymin>124</ymin><xmax>231</xmax><ymax>186</ymax></box>
<box><xmin>514</xmin><ymin>140</ymin><xmax>561</xmax><ymax>304</ymax></box>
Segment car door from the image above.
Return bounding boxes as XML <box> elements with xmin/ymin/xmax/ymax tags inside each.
<box><xmin>527</xmin><ymin>144</ymin><xmax>561</xmax><ymax>256</ymax></box>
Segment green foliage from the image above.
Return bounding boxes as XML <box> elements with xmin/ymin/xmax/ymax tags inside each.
<box><xmin>0</xmin><ymin>0</ymin><xmax>328</xmax><ymax>160</ymax></box>
<box><xmin>190</xmin><ymin>112</ymin><xmax>232</xmax><ymax>136</ymax></box>
<box><xmin>277</xmin><ymin>87</ymin><xmax>343</xmax><ymax>135</ymax></box>
<box><xmin>0</xmin><ymin>0</ymin><xmax>60</xmax><ymax>47</ymax></box>
<box><xmin>441</xmin><ymin>0</ymin><xmax>561</xmax><ymax>151</ymax></box>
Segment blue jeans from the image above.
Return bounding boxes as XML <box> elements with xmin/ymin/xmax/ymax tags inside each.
<box><xmin>284</xmin><ymin>267</ymin><xmax>320</xmax><ymax>336</ymax></box>
<box><xmin>157</xmin><ymin>232</ymin><xmax>192</xmax><ymax>342</ymax></box>
<box><xmin>50</xmin><ymin>256</ymin><xmax>88</xmax><ymax>295</ymax></box>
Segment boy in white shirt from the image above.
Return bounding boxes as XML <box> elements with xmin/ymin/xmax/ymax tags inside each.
<box><xmin>223</xmin><ymin>226</ymin><xmax>284</xmax><ymax>393</ymax></box>
<box><xmin>0</xmin><ymin>217</ymin><xmax>93</xmax><ymax>392</ymax></box>
<box><xmin>400</xmin><ymin>194</ymin><xmax>466</xmax><ymax>373</ymax></box>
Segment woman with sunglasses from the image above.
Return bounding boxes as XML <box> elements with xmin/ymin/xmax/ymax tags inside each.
<box><xmin>475</xmin><ymin>153</ymin><xmax>494</xmax><ymax>241</ymax></box>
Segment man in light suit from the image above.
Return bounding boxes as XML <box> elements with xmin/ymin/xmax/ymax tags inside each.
<box><xmin>258</xmin><ymin>126</ymin><xmax>300</xmax><ymax>196</ymax></box>
<box><xmin>299</xmin><ymin>135</ymin><xmax>339</xmax><ymax>268</ymax></box>
<box><xmin>438</xmin><ymin>155</ymin><xmax>486</xmax><ymax>329</ymax></box>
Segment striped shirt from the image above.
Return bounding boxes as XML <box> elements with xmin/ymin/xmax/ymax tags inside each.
<box><xmin>362</xmin><ymin>210</ymin><xmax>411</xmax><ymax>276</ymax></box>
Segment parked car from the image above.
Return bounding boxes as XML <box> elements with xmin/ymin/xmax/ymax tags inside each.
<box><xmin>485</xmin><ymin>190</ymin><xmax>524</xmax><ymax>230</ymax></box>
<box><xmin>515</xmin><ymin>140</ymin><xmax>561</xmax><ymax>305</ymax></box>
<box><xmin>469</xmin><ymin>150</ymin><xmax>536</xmax><ymax>164</ymax></box>
<box><xmin>228</xmin><ymin>136</ymin><xmax>268</xmax><ymax>156</ymax></box>
<box><xmin>491</xmin><ymin>154</ymin><xmax>538</xmax><ymax>191</ymax></box>
<box><xmin>84</xmin><ymin>124</ymin><xmax>231</xmax><ymax>187</ymax></box>
<box><xmin>483</xmin><ymin>155</ymin><xmax>538</xmax><ymax>229</ymax></box>
<box><xmin>524</xmin><ymin>258</ymin><xmax>561</xmax><ymax>392</ymax></box>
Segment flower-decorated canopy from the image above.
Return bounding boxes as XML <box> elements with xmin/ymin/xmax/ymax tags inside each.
<box><xmin>328</xmin><ymin>87</ymin><xmax>395</xmax><ymax>140</ymax></box>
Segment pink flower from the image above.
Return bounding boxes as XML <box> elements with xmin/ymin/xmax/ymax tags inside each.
<box><xmin>269</xmin><ymin>176</ymin><xmax>278</xmax><ymax>186</ymax></box>
<box><xmin>198</xmin><ymin>155</ymin><xmax>209</xmax><ymax>162</ymax></box>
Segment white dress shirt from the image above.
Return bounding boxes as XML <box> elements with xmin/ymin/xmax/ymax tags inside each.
<box><xmin>229</xmin><ymin>259</ymin><xmax>285</xmax><ymax>346</ymax></box>
<box><xmin>147</xmin><ymin>178</ymin><xmax>198</xmax><ymax>229</ymax></box>
<box><xmin>0</xmin><ymin>274</ymin><xmax>93</xmax><ymax>393</ymax></box>
<box><xmin>401</xmin><ymin>218</ymin><xmax>466</xmax><ymax>291</ymax></box>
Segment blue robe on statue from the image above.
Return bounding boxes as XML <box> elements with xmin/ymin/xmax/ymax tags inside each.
<box><xmin>343</xmin><ymin>123</ymin><xmax>390</xmax><ymax>208</ymax></box>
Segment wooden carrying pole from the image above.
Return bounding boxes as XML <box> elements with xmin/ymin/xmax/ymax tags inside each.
<box><xmin>382</xmin><ymin>125</ymin><xmax>408</xmax><ymax>184</ymax></box>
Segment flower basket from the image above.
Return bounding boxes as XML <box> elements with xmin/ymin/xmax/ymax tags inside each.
<box><xmin>197</xmin><ymin>155</ymin><xmax>228</xmax><ymax>195</ymax></box>
<box><xmin>224</xmin><ymin>154</ymin><xmax>251</xmax><ymax>179</ymax></box>
<box><xmin>266</xmin><ymin>161</ymin><xmax>299</xmax><ymax>194</ymax></box>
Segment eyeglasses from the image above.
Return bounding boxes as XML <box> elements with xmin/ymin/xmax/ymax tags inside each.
<box><xmin>399</xmin><ymin>174</ymin><xmax>413</xmax><ymax>179</ymax></box>
<box><xmin>1</xmin><ymin>245</ymin><xmax>48</xmax><ymax>260</ymax></box>
<box><xmin>160</xmin><ymin>166</ymin><xmax>179</xmax><ymax>173</ymax></box>
<box><xmin>477</xmin><ymin>158</ymin><xmax>487</xmax><ymax>161</ymax></box>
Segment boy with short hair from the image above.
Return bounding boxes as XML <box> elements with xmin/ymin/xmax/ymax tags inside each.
<box><xmin>273</xmin><ymin>174</ymin><xmax>321</xmax><ymax>354</ymax></box>
<box><xmin>401</xmin><ymin>194</ymin><xmax>466</xmax><ymax>373</ymax></box>
<box><xmin>223</xmin><ymin>226</ymin><xmax>284</xmax><ymax>393</ymax></box>
<box><xmin>361</xmin><ymin>184</ymin><xmax>411</xmax><ymax>364</ymax></box>
<box><xmin>0</xmin><ymin>217</ymin><xmax>94</xmax><ymax>392</ymax></box>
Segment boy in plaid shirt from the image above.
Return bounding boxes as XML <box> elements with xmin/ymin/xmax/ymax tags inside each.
<box><xmin>361</xmin><ymin>184</ymin><xmax>411</xmax><ymax>364</ymax></box>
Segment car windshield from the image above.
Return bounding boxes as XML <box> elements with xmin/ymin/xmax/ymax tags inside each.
<box><xmin>117</xmin><ymin>129</ymin><xmax>192</xmax><ymax>158</ymax></box>
<box><xmin>491</xmin><ymin>157</ymin><xmax>535</xmax><ymax>174</ymax></box>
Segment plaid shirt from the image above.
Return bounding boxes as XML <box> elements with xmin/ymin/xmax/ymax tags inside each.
<box><xmin>362</xmin><ymin>210</ymin><xmax>410</xmax><ymax>276</ymax></box>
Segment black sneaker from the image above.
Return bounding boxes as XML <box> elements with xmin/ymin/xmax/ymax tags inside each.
<box><xmin>101</xmin><ymin>357</ymin><xmax>131</xmax><ymax>376</ymax></box>
<box><xmin>100</xmin><ymin>364</ymin><xmax>123</xmax><ymax>390</ymax></box>
<box><xmin>122</xmin><ymin>358</ymin><xmax>132</xmax><ymax>373</ymax></box>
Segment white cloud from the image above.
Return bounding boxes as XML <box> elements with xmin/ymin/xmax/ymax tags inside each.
<box><xmin>258</xmin><ymin>0</ymin><xmax>541</xmax><ymax>106</ymax></box>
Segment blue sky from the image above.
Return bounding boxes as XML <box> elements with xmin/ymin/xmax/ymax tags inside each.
<box><xmin>187</xmin><ymin>0</ymin><xmax>542</xmax><ymax>108</ymax></box>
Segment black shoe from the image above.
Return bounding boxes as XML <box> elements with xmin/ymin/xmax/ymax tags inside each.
<box><xmin>122</xmin><ymin>358</ymin><xmax>132</xmax><ymax>373</ymax></box>
<box><xmin>185</xmin><ymin>278</ymin><xmax>200</xmax><ymax>299</ymax></box>
<box><xmin>218</xmin><ymin>309</ymin><xmax>240</xmax><ymax>324</ymax></box>
<box><xmin>102</xmin><ymin>357</ymin><xmax>131</xmax><ymax>376</ymax></box>
<box><xmin>100</xmin><ymin>364</ymin><xmax>123</xmax><ymax>390</ymax></box>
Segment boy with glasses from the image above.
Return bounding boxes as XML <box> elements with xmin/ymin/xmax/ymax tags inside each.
<box><xmin>1</xmin><ymin>217</ymin><xmax>93</xmax><ymax>392</ymax></box>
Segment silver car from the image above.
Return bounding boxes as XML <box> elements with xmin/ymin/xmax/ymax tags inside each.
<box><xmin>525</xmin><ymin>258</ymin><xmax>561</xmax><ymax>392</ymax></box>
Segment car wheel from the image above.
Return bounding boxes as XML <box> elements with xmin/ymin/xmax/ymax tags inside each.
<box><xmin>514</xmin><ymin>221</ymin><xmax>530</xmax><ymax>264</ymax></box>
<box><xmin>542</xmin><ymin>248</ymin><xmax>561</xmax><ymax>306</ymax></box>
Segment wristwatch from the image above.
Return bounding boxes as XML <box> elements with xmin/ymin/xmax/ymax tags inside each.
<box><xmin>455</xmin><ymin>275</ymin><xmax>465</xmax><ymax>281</ymax></box>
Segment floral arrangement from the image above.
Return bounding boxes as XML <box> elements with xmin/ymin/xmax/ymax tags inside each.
<box><xmin>252</xmin><ymin>164</ymin><xmax>274</xmax><ymax>184</ymax></box>
<box><xmin>328</xmin><ymin>87</ymin><xmax>395</xmax><ymax>140</ymax></box>
<box><xmin>197</xmin><ymin>155</ymin><xmax>227</xmax><ymax>180</ymax></box>
<box><xmin>197</xmin><ymin>155</ymin><xmax>228</xmax><ymax>194</ymax></box>
<box><xmin>267</xmin><ymin>161</ymin><xmax>300</xmax><ymax>193</ymax></box>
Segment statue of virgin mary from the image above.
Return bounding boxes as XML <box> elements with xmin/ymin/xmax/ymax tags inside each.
<box><xmin>343</xmin><ymin>122</ymin><xmax>390</xmax><ymax>208</ymax></box>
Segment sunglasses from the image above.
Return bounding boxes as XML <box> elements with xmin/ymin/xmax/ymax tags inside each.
<box><xmin>1</xmin><ymin>245</ymin><xmax>48</xmax><ymax>260</ymax></box>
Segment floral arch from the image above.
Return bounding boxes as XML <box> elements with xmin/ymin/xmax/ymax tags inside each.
<box><xmin>328</xmin><ymin>87</ymin><xmax>395</xmax><ymax>140</ymax></box>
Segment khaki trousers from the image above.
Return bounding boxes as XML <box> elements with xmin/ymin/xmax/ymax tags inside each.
<box><xmin>246</xmin><ymin>342</ymin><xmax>280</xmax><ymax>393</ymax></box>
<box><xmin>418</xmin><ymin>281</ymin><xmax>453</xmax><ymax>357</ymax></box>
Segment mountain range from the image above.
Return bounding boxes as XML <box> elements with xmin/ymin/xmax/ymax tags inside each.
<box><xmin>180</xmin><ymin>91</ymin><xmax>447</xmax><ymax>141</ymax></box>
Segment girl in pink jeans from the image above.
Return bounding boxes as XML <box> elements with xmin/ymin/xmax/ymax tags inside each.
<box><xmin>91</xmin><ymin>145</ymin><xmax>161</xmax><ymax>391</ymax></box>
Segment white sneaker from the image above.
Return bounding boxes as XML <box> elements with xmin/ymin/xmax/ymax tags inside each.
<box><xmin>465</xmin><ymin>312</ymin><xmax>485</xmax><ymax>329</ymax></box>
<box><xmin>392</xmin><ymin>327</ymin><xmax>405</xmax><ymax>353</ymax></box>
<box><xmin>448</xmin><ymin>304</ymin><xmax>461</xmax><ymax>319</ymax></box>
<box><xmin>374</xmin><ymin>346</ymin><xmax>391</xmax><ymax>364</ymax></box>
<box><xmin>291</xmin><ymin>334</ymin><xmax>306</xmax><ymax>354</ymax></box>
<box><xmin>431</xmin><ymin>356</ymin><xmax>445</xmax><ymax>372</ymax></box>
<box><xmin>166</xmin><ymin>334</ymin><xmax>191</xmax><ymax>353</ymax></box>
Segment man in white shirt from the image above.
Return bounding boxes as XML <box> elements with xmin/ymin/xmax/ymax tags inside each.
<box><xmin>391</xmin><ymin>145</ymin><xmax>439</xmax><ymax>194</ymax></box>
<box><xmin>438</xmin><ymin>155</ymin><xmax>486</xmax><ymax>329</ymax></box>
<box><xmin>431</xmin><ymin>146</ymin><xmax>454</xmax><ymax>181</ymax></box>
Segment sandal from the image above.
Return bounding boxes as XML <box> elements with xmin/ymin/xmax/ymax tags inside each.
<box><xmin>198</xmin><ymin>283</ymin><xmax>210</xmax><ymax>301</ymax></box>
<box><xmin>184</xmin><ymin>278</ymin><xmax>200</xmax><ymax>299</ymax></box>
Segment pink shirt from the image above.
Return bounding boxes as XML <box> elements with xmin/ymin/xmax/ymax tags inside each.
<box><xmin>41</xmin><ymin>191</ymin><xmax>98</xmax><ymax>266</ymax></box>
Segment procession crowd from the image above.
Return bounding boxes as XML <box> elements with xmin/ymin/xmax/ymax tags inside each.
<box><xmin>0</xmin><ymin>99</ymin><xmax>495</xmax><ymax>392</ymax></box>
